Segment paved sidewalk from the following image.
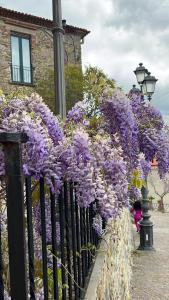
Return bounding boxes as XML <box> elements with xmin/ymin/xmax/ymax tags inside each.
<box><xmin>131</xmin><ymin>211</ymin><xmax>169</xmax><ymax>300</ymax></box>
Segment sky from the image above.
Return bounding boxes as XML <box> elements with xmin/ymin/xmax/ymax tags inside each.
<box><xmin>1</xmin><ymin>0</ymin><xmax>169</xmax><ymax>119</ymax></box>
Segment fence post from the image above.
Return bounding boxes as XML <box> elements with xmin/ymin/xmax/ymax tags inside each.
<box><xmin>0</xmin><ymin>132</ymin><xmax>28</xmax><ymax>300</ymax></box>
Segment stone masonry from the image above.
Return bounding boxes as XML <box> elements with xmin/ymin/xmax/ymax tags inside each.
<box><xmin>0</xmin><ymin>6</ymin><xmax>89</xmax><ymax>94</ymax></box>
<box><xmin>85</xmin><ymin>209</ymin><xmax>133</xmax><ymax>300</ymax></box>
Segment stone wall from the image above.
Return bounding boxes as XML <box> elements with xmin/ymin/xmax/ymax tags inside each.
<box><xmin>0</xmin><ymin>17</ymin><xmax>83</xmax><ymax>94</ymax></box>
<box><xmin>0</xmin><ymin>19</ymin><xmax>11</xmax><ymax>93</ymax></box>
<box><xmin>85</xmin><ymin>209</ymin><xmax>133</xmax><ymax>300</ymax></box>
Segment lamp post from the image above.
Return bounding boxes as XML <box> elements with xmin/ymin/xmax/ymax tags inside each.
<box><xmin>133</xmin><ymin>63</ymin><xmax>158</xmax><ymax>251</ymax></box>
<box><xmin>52</xmin><ymin>0</ymin><xmax>66</xmax><ymax>118</ymax></box>
<box><xmin>134</xmin><ymin>63</ymin><xmax>148</xmax><ymax>90</ymax></box>
<box><xmin>142</xmin><ymin>72</ymin><xmax>158</xmax><ymax>101</ymax></box>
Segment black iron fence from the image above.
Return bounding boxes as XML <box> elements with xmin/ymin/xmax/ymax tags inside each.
<box><xmin>0</xmin><ymin>133</ymin><xmax>100</xmax><ymax>300</ymax></box>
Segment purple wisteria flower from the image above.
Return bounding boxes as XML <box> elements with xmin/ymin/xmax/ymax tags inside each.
<box><xmin>101</xmin><ymin>90</ymin><xmax>139</xmax><ymax>171</ymax></box>
<box><xmin>92</xmin><ymin>214</ymin><xmax>103</xmax><ymax>236</ymax></box>
<box><xmin>140</xmin><ymin>158</ymin><xmax>151</xmax><ymax>179</ymax></box>
<box><xmin>66</xmin><ymin>101</ymin><xmax>86</xmax><ymax>124</ymax></box>
<box><xmin>129</xmin><ymin>186</ymin><xmax>142</xmax><ymax>200</ymax></box>
<box><xmin>65</xmin><ymin>128</ymin><xmax>96</xmax><ymax>207</ymax></box>
<box><xmin>26</xmin><ymin>94</ymin><xmax>64</xmax><ymax>144</ymax></box>
<box><xmin>1</xmin><ymin>87</ymin><xmax>169</xmax><ymax>299</ymax></box>
<box><xmin>130</xmin><ymin>93</ymin><xmax>164</xmax><ymax>131</ymax></box>
<box><xmin>156</xmin><ymin>131</ymin><xmax>169</xmax><ymax>178</ymax></box>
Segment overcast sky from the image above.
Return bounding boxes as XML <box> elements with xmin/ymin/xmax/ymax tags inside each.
<box><xmin>1</xmin><ymin>0</ymin><xmax>169</xmax><ymax>119</ymax></box>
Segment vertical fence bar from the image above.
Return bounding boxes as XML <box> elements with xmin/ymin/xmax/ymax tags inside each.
<box><xmin>64</xmin><ymin>182</ymin><xmax>72</xmax><ymax>300</ymax></box>
<box><xmin>50</xmin><ymin>186</ymin><xmax>59</xmax><ymax>300</ymax></box>
<box><xmin>102</xmin><ymin>219</ymin><xmax>106</xmax><ymax>230</ymax></box>
<box><xmin>86</xmin><ymin>208</ymin><xmax>91</xmax><ymax>268</ymax></box>
<box><xmin>94</xmin><ymin>203</ymin><xmax>99</xmax><ymax>247</ymax></box>
<box><xmin>91</xmin><ymin>203</ymin><xmax>96</xmax><ymax>247</ymax></box>
<box><xmin>69</xmin><ymin>182</ymin><xmax>78</xmax><ymax>299</ymax></box>
<box><xmin>82</xmin><ymin>208</ymin><xmax>88</xmax><ymax>276</ymax></box>
<box><xmin>25</xmin><ymin>177</ymin><xmax>35</xmax><ymax>299</ymax></box>
<box><xmin>89</xmin><ymin>203</ymin><xmax>95</xmax><ymax>256</ymax></box>
<box><xmin>80</xmin><ymin>208</ymin><xmax>85</xmax><ymax>287</ymax></box>
<box><xmin>58</xmin><ymin>186</ymin><xmax>67</xmax><ymax>300</ymax></box>
<box><xmin>40</xmin><ymin>177</ymin><xmax>48</xmax><ymax>300</ymax></box>
<box><xmin>75</xmin><ymin>197</ymin><xmax>82</xmax><ymax>297</ymax></box>
<box><xmin>0</xmin><ymin>132</ymin><xmax>28</xmax><ymax>300</ymax></box>
<box><xmin>0</xmin><ymin>212</ymin><xmax>4</xmax><ymax>300</ymax></box>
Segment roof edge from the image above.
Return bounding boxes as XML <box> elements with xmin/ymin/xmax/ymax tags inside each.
<box><xmin>0</xmin><ymin>6</ymin><xmax>90</xmax><ymax>37</ymax></box>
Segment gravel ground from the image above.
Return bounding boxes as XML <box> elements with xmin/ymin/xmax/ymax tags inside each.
<box><xmin>131</xmin><ymin>211</ymin><xmax>169</xmax><ymax>300</ymax></box>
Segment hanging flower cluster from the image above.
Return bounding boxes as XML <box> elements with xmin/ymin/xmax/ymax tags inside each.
<box><xmin>0</xmin><ymin>95</ymin><xmax>64</xmax><ymax>191</ymax></box>
<box><xmin>65</xmin><ymin>127</ymin><xmax>96</xmax><ymax>207</ymax></box>
<box><xmin>101</xmin><ymin>90</ymin><xmax>139</xmax><ymax>171</ymax></box>
<box><xmin>130</xmin><ymin>93</ymin><xmax>169</xmax><ymax>178</ymax></box>
<box><xmin>1</xmin><ymin>88</ymin><xmax>168</xmax><ymax>299</ymax></box>
<box><xmin>0</xmin><ymin>91</ymin><xmax>167</xmax><ymax>225</ymax></box>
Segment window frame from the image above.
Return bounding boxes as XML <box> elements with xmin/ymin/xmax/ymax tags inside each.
<box><xmin>10</xmin><ymin>32</ymin><xmax>33</xmax><ymax>85</ymax></box>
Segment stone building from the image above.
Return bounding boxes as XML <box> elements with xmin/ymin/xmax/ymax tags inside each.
<box><xmin>0</xmin><ymin>6</ymin><xmax>89</xmax><ymax>94</ymax></box>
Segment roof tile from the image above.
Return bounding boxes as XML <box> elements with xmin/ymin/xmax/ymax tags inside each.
<box><xmin>0</xmin><ymin>6</ymin><xmax>90</xmax><ymax>37</ymax></box>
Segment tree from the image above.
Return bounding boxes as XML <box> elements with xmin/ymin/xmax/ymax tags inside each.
<box><xmin>36</xmin><ymin>65</ymin><xmax>116</xmax><ymax>115</ymax></box>
<box><xmin>83</xmin><ymin>66</ymin><xmax>116</xmax><ymax>115</ymax></box>
<box><xmin>65</xmin><ymin>64</ymin><xmax>84</xmax><ymax>111</ymax></box>
<box><xmin>149</xmin><ymin>174</ymin><xmax>169</xmax><ymax>212</ymax></box>
<box><xmin>36</xmin><ymin>64</ymin><xmax>84</xmax><ymax>113</ymax></box>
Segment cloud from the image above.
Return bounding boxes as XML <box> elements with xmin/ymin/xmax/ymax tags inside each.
<box><xmin>110</xmin><ymin>0</ymin><xmax>169</xmax><ymax>32</ymax></box>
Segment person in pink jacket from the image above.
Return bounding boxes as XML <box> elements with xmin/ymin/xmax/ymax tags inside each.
<box><xmin>131</xmin><ymin>200</ymin><xmax>142</xmax><ymax>232</ymax></box>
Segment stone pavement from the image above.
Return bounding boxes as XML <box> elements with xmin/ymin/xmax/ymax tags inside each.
<box><xmin>131</xmin><ymin>211</ymin><xmax>169</xmax><ymax>300</ymax></box>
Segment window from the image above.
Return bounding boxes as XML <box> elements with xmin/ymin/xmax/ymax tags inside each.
<box><xmin>11</xmin><ymin>34</ymin><xmax>32</xmax><ymax>84</ymax></box>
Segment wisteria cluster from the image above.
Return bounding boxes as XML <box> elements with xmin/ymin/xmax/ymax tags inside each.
<box><xmin>140</xmin><ymin>157</ymin><xmax>151</xmax><ymax>179</ymax></box>
<box><xmin>101</xmin><ymin>90</ymin><xmax>139</xmax><ymax>171</ymax></box>
<box><xmin>0</xmin><ymin>95</ymin><xmax>64</xmax><ymax>191</ymax></box>
<box><xmin>129</xmin><ymin>186</ymin><xmax>142</xmax><ymax>201</ymax></box>
<box><xmin>66</xmin><ymin>128</ymin><xmax>96</xmax><ymax>207</ymax></box>
<box><xmin>130</xmin><ymin>93</ymin><xmax>164</xmax><ymax>131</ymax></box>
<box><xmin>1</xmin><ymin>88</ymin><xmax>169</xmax><ymax>299</ymax></box>
<box><xmin>130</xmin><ymin>93</ymin><xmax>169</xmax><ymax>178</ymax></box>
<box><xmin>92</xmin><ymin>214</ymin><xmax>103</xmax><ymax>236</ymax></box>
<box><xmin>100</xmin><ymin>90</ymin><xmax>169</xmax><ymax>180</ymax></box>
<box><xmin>65</xmin><ymin>101</ymin><xmax>87</xmax><ymax>125</ymax></box>
<box><xmin>92</xmin><ymin>135</ymin><xmax>129</xmax><ymax>219</ymax></box>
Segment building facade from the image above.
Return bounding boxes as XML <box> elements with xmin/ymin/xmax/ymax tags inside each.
<box><xmin>0</xmin><ymin>7</ymin><xmax>89</xmax><ymax>94</ymax></box>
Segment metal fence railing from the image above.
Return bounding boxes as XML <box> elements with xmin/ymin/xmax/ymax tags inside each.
<box><xmin>11</xmin><ymin>64</ymin><xmax>32</xmax><ymax>84</ymax></box>
<box><xmin>0</xmin><ymin>132</ymin><xmax>100</xmax><ymax>300</ymax></box>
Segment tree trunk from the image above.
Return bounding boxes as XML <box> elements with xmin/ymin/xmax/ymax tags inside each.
<box><xmin>149</xmin><ymin>198</ymin><xmax>153</xmax><ymax>210</ymax></box>
<box><xmin>158</xmin><ymin>197</ymin><xmax>165</xmax><ymax>212</ymax></box>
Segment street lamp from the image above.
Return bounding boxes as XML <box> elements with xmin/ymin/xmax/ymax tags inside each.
<box><xmin>133</xmin><ymin>63</ymin><xmax>148</xmax><ymax>90</ymax></box>
<box><xmin>142</xmin><ymin>72</ymin><xmax>158</xmax><ymax>101</ymax></box>
<box><xmin>133</xmin><ymin>63</ymin><xmax>158</xmax><ymax>101</ymax></box>
<box><xmin>133</xmin><ymin>63</ymin><xmax>158</xmax><ymax>251</ymax></box>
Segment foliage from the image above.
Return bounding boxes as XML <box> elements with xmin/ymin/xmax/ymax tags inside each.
<box><xmin>65</xmin><ymin>64</ymin><xmax>84</xmax><ymax>111</ymax></box>
<box><xmin>36</xmin><ymin>64</ymin><xmax>84</xmax><ymax>113</ymax></box>
<box><xmin>36</xmin><ymin>65</ymin><xmax>115</xmax><ymax>115</ymax></box>
<box><xmin>83</xmin><ymin>66</ymin><xmax>116</xmax><ymax>115</ymax></box>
